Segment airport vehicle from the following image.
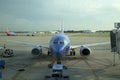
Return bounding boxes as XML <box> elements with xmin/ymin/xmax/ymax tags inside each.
<box><xmin>45</xmin><ymin>64</ymin><xmax>69</xmax><ymax>80</ymax></box>
<box><xmin>0</xmin><ymin>46</ymin><xmax>14</xmax><ymax>57</ymax></box>
<box><xmin>6</xmin><ymin>27</ymin><xmax>16</xmax><ymax>36</ymax></box>
<box><xmin>0</xmin><ymin>47</ymin><xmax>6</xmax><ymax>69</ymax></box>
<box><xmin>0</xmin><ymin>60</ymin><xmax>5</xmax><ymax>69</ymax></box>
<box><xmin>26</xmin><ymin>33</ymin><xmax>35</xmax><ymax>36</ymax></box>
<box><xmin>31</xmin><ymin>26</ymin><xmax>109</xmax><ymax>60</ymax></box>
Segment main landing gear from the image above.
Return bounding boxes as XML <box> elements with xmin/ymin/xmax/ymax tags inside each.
<box><xmin>70</xmin><ymin>49</ymin><xmax>75</xmax><ymax>56</ymax></box>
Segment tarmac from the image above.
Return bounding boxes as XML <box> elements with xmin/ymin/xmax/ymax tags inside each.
<box><xmin>0</xmin><ymin>34</ymin><xmax>120</xmax><ymax>80</ymax></box>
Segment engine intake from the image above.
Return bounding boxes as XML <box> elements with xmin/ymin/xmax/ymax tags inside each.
<box><xmin>80</xmin><ymin>46</ymin><xmax>91</xmax><ymax>56</ymax></box>
<box><xmin>31</xmin><ymin>45</ymin><xmax>42</xmax><ymax>56</ymax></box>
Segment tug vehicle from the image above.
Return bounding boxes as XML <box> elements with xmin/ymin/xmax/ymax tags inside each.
<box><xmin>45</xmin><ymin>64</ymin><xmax>69</xmax><ymax>80</ymax></box>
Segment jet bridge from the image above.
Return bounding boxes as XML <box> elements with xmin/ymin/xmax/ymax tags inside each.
<box><xmin>110</xmin><ymin>23</ymin><xmax>120</xmax><ymax>54</ymax></box>
<box><xmin>110</xmin><ymin>23</ymin><xmax>120</xmax><ymax>66</ymax></box>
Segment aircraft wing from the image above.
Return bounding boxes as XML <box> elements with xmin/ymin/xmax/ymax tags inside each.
<box><xmin>7</xmin><ymin>40</ymin><xmax>49</xmax><ymax>49</ymax></box>
<box><xmin>70</xmin><ymin>42</ymin><xmax>110</xmax><ymax>49</ymax></box>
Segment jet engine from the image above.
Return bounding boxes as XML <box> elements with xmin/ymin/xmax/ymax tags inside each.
<box><xmin>80</xmin><ymin>46</ymin><xmax>91</xmax><ymax>56</ymax></box>
<box><xmin>31</xmin><ymin>45</ymin><xmax>42</xmax><ymax>56</ymax></box>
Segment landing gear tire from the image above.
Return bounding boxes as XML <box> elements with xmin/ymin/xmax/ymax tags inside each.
<box><xmin>70</xmin><ymin>49</ymin><xmax>76</xmax><ymax>56</ymax></box>
<box><xmin>48</xmin><ymin>51</ymin><xmax>51</xmax><ymax>56</ymax></box>
<box><xmin>73</xmin><ymin>51</ymin><xmax>75</xmax><ymax>56</ymax></box>
<box><xmin>70</xmin><ymin>51</ymin><xmax>72</xmax><ymax>56</ymax></box>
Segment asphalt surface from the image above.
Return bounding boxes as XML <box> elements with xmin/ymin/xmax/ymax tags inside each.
<box><xmin>0</xmin><ymin>34</ymin><xmax>120</xmax><ymax>80</ymax></box>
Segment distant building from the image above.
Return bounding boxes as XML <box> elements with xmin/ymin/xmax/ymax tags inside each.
<box><xmin>65</xmin><ymin>30</ymin><xmax>91</xmax><ymax>33</ymax></box>
<box><xmin>39</xmin><ymin>32</ymin><xmax>45</xmax><ymax>34</ymax></box>
<box><xmin>82</xmin><ymin>30</ymin><xmax>91</xmax><ymax>33</ymax></box>
<box><xmin>96</xmin><ymin>30</ymin><xmax>110</xmax><ymax>33</ymax></box>
<box><xmin>50</xmin><ymin>31</ymin><xmax>59</xmax><ymax>34</ymax></box>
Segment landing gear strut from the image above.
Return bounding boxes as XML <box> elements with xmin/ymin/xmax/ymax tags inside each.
<box><xmin>47</xmin><ymin>51</ymin><xmax>51</xmax><ymax>55</ymax></box>
<box><xmin>70</xmin><ymin>49</ymin><xmax>75</xmax><ymax>56</ymax></box>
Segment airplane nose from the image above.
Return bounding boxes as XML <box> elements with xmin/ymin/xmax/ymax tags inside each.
<box><xmin>53</xmin><ymin>46</ymin><xmax>63</xmax><ymax>56</ymax></box>
<box><xmin>57</xmin><ymin>48</ymin><xmax>62</xmax><ymax>54</ymax></box>
<box><xmin>56</xmin><ymin>47</ymin><xmax>62</xmax><ymax>54</ymax></box>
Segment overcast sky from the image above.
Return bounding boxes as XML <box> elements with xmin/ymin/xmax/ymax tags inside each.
<box><xmin>0</xmin><ymin>0</ymin><xmax>120</xmax><ymax>31</ymax></box>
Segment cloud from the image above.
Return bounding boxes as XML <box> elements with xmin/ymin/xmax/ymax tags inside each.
<box><xmin>0</xmin><ymin>0</ymin><xmax>120</xmax><ymax>31</ymax></box>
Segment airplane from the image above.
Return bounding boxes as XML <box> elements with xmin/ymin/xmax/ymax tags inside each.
<box><xmin>7</xmin><ymin>25</ymin><xmax>110</xmax><ymax>62</ymax></box>
<box><xmin>31</xmin><ymin>26</ymin><xmax>110</xmax><ymax>62</ymax></box>
<box><xmin>6</xmin><ymin>27</ymin><xmax>16</xmax><ymax>36</ymax></box>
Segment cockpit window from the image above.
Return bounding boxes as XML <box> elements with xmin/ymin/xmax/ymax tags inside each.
<box><xmin>53</xmin><ymin>41</ymin><xmax>64</xmax><ymax>44</ymax></box>
<box><xmin>53</xmin><ymin>41</ymin><xmax>58</xmax><ymax>44</ymax></box>
<box><xmin>60</xmin><ymin>41</ymin><xmax>64</xmax><ymax>44</ymax></box>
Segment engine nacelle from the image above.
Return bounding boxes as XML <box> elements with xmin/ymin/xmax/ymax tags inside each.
<box><xmin>80</xmin><ymin>46</ymin><xmax>91</xmax><ymax>56</ymax></box>
<box><xmin>31</xmin><ymin>45</ymin><xmax>42</xmax><ymax>56</ymax></box>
